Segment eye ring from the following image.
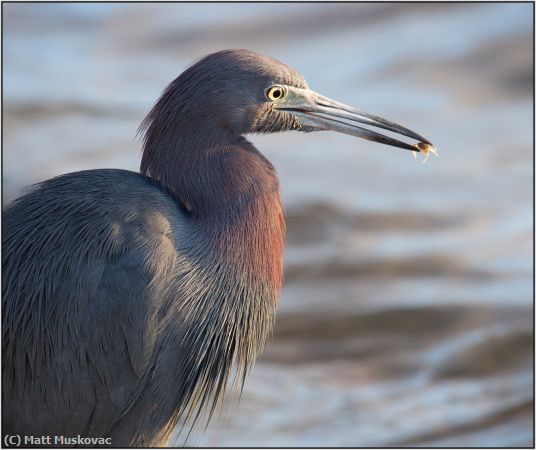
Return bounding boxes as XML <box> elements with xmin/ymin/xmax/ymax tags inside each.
<box><xmin>265</xmin><ymin>85</ymin><xmax>287</xmax><ymax>102</ymax></box>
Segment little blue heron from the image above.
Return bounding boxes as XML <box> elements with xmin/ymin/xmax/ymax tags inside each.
<box><xmin>2</xmin><ymin>49</ymin><xmax>433</xmax><ymax>446</ymax></box>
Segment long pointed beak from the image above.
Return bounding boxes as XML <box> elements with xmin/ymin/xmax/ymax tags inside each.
<box><xmin>275</xmin><ymin>86</ymin><xmax>434</xmax><ymax>153</ymax></box>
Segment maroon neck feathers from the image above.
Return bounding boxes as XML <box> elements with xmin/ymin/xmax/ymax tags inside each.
<box><xmin>140</xmin><ymin>125</ymin><xmax>285</xmax><ymax>292</ymax></box>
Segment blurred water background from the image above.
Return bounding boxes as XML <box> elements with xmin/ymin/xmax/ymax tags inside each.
<box><xmin>3</xmin><ymin>3</ymin><xmax>534</xmax><ymax>447</ymax></box>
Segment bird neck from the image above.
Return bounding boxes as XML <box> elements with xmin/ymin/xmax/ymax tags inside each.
<box><xmin>140</xmin><ymin>129</ymin><xmax>285</xmax><ymax>291</ymax></box>
<box><xmin>140</xmin><ymin>126</ymin><xmax>285</xmax><ymax>433</ymax></box>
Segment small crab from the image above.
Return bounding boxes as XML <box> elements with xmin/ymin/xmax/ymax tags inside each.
<box><xmin>413</xmin><ymin>142</ymin><xmax>438</xmax><ymax>163</ymax></box>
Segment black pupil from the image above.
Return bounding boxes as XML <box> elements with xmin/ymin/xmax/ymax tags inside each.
<box><xmin>272</xmin><ymin>88</ymin><xmax>281</xmax><ymax>99</ymax></box>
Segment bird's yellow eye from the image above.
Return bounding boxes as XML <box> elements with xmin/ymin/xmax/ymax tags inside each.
<box><xmin>265</xmin><ymin>85</ymin><xmax>287</xmax><ymax>101</ymax></box>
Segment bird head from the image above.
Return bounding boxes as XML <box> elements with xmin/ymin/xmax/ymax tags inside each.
<box><xmin>143</xmin><ymin>49</ymin><xmax>433</xmax><ymax>153</ymax></box>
